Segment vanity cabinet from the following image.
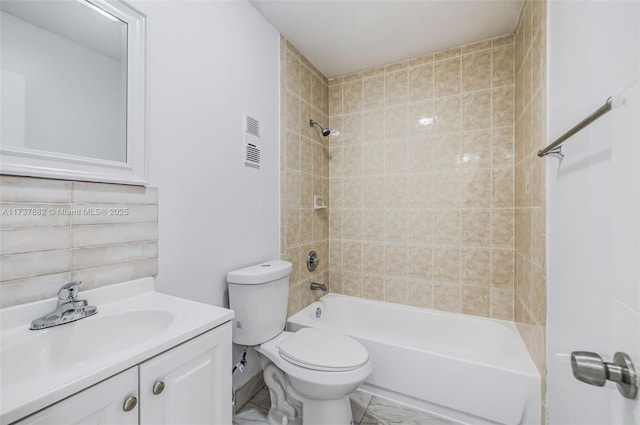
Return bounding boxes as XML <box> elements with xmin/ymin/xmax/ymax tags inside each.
<box><xmin>13</xmin><ymin>368</ymin><xmax>139</xmax><ymax>425</ymax></box>
<box><xmin>13</xmin><ymin>324</ymin><xmax>232</xmax><ymax>425</ymax></box>
<box><xmin>139</xmin><ymin>323</ymin><xmax>232</xmax><ymax>424</ymax></box>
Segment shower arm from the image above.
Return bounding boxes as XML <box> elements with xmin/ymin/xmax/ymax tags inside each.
<box><xmin>309</xmin><ymin>119</ymin><xmax>331</xmax><ymax>136</ymax></box>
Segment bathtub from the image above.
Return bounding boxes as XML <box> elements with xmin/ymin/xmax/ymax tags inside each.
<box><xmin>287</xmin><ymin>294</ymin><xmax>540</xmax><ymax>425</ymax></box>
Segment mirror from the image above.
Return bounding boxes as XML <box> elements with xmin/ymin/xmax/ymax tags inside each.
<box><xmin>0</xmin><ymin>0</ymin><xmax>147</xmax><ymax>185</ymax></box>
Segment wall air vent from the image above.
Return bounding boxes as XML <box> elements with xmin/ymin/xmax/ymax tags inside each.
<box><xmin>246</xmin><ymin>115</ymin><xmax>260</xmax><ymax>138</ymax></box>
<box><xmin>244</xmin><ymin>114</ymin><xmax>261</xmax><ymax>168</ymax></box>
<box><xmin>246</xmin><ymin>143</ymin><xmax>260</xmax><ymax>164</ymax></box>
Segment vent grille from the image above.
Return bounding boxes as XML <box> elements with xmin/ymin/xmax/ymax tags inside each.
<box><xmin>244</xmin><ymin>114</ymin><xmax>261</xmax><ymax>167</ymax></box>
<box><xmin>246</xmin><ymin>115</ymin><xmax>260</xmax><ymax>137</ymax></box>
<box><xmin>245</xmin><ymin>143</ymin><xmax>261</xmax><ymax>165</ymax></box>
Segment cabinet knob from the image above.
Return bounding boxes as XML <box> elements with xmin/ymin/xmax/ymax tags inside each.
<box><xmin>123</xmin><ymin>396</ymin><xmax>137</xmax><ymax>412</ymax></box>
<box><xmin>152</xmin><ymin>380</ymin><xmax>165</xmax><ymax>395</ymax></box>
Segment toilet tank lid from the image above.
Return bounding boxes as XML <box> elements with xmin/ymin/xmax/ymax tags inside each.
<box><xmin>227</xmin><ymin>260</ymin><xmax>293</xmax><ymax>285</ymax></box>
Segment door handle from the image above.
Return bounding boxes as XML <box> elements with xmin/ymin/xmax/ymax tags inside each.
<box><xmin>571</xmin><ymin>351</ymin><xmax>638</xmax><ymax>399</ymax></box>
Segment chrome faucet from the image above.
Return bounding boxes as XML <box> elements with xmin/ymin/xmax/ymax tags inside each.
<box><xmin>30</xmin><ymin>282</ymin><xmax>98</xmax><ymax>330</ymax></box>
<box><xmin>310</xmin><ymin>282</ymin><xmax>327</xmax><ymax>292</ymax></box>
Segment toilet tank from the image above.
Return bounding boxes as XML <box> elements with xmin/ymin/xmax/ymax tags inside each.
<box><xmin>227</xmin><ymin>260</ymin><xmax>292</xmax><ymax>346</ymax></box>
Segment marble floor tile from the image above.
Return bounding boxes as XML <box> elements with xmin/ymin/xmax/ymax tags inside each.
<box><xmin>359</xmin><ymin>396</ymin><xmax>458</xmax><ymax>425</ymax></box>
<box><xmin>233</xmin><ymin>402</ymin><xmax>269</xmax><ymax>425</ymax></box>
<box><xmin>350</xmin><ymin>390</ymin><xmax>374</xmax><ymax>424</ymax></box>
<box><xmin>234</xmin><ymin>387</ymin><xmax>457</xmax><ymax>425</ymax></box>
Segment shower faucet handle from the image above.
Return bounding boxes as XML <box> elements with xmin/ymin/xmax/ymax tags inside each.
<box><xmin>307</xmin><ymin>251</ymin><xmax>320</xmax><ymax>272</ymax></box>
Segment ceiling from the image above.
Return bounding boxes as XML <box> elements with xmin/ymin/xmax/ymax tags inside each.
<box><xmin>250</xmin><ymin>0</ymin><xmax>524</xmax><ymax>78</ymax></box>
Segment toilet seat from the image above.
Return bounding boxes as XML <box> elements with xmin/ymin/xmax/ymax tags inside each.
<box><xmin>278</xmin><ymin>328</ymin><xmax>369</xmax><ymax>372</ymax></box>
<box><xmin>257</xmin><ymin>331</ymin><xmax>372</xmax><ymax>388</ymax></box>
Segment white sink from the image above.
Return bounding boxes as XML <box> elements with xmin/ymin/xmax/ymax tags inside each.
<box><xmin>0</xmin><ymin>278</ymin><xmax>234</xmax><ymax>424</ymax></box>
<box><xmin>2</xmin><ymin>310</ymin><xmax>173</xmax><ymax>383</ymax></box>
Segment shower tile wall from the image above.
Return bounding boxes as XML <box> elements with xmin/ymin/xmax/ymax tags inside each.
<box><xmin>513</xmin><ymin>0</ymin><xmax>547</xmax><ymax>418</ymax></box>
<box><xmin>328</xmin><ymin>35</ymin><xmax>516</xmax><ymax>319</ymax></box>
<box><xmin>0</xmin><ymin>176</ymin><xmax>158</xmax><ymax>307</ymax></box>
<box><xmin>279</xmin><ymin>36</ymin><xmax>331</xmax><ymax>316</ymax></box>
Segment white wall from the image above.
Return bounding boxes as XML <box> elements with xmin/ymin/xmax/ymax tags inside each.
<box><xmin>0</xmin><ymin>11</ymin><xmax>126</xmax><ymax>161</ymax></box>
<box><xmin>129</xmin><ymin>0</ymin><xmax>281</xmax><ymax>388</ymax></box>
<box><xmin>546</xmin><ymin>1</ymin><xmax>639</xmax><ymax>424</ymax></box>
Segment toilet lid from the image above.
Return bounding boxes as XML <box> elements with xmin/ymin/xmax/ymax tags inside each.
<box><xmin>278</xmin><ymin>328</ymin><xmax>369</xmax><ymax>372</ymax></box>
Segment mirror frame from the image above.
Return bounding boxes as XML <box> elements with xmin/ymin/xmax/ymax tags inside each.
<box><xmin>0</xmin><ymin>0</ymin><xmax>148</xmax><ymax>185</ymax></box>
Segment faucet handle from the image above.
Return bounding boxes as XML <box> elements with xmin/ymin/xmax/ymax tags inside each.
<box><xmin>58</xmin><ymin>281</ymin><xmax>82</xmax><ymax>302</ymax></box>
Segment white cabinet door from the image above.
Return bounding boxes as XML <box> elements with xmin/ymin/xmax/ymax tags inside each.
<box><xmin>15</xmin><ymin>367</ymin><xmax>138</xmax><ymax>425</ymax></box>
<box><xmin>139</xmin><ymin>323</ymin><xmax>232</xmax><ymax>425</ymax></box>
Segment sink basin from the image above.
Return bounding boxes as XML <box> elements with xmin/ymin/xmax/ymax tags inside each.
<box><xmin>2</xmin><ymin>310</ymin><xmax>173</xmax><ymax>383</ymax></box>
<box><xmin>0</xmin><ymin>277</ymin><xmax>234</xmax><ymax>424</ymax></box>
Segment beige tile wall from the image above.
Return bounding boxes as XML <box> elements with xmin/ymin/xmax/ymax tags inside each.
<box><xmin>279</xmin><ymin>36</ymin><xmax>331</xmax><ymax>317</ymax></box>
<box><xmin>513</xmin><ymin>0</ymin><xmax>547</xmax><ymax>420</ymax></box>
<box><xmin>0</xmin><ymin>176</ymin><xmax>158</xmax><ymax>307</ymax></box>
<box><xmin>327</xmin><ymin>35</ymin><xmax>516</xmax><ymax>319</ymax></box>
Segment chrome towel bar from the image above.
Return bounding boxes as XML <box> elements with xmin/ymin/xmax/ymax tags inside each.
<box><xmin>537</xmin><ymin>96</ymin><xmax>624</xmax><ymax>159</ymax></box>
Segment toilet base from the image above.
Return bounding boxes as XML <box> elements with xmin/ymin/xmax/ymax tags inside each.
<box><xmin>265</xmin><ymin>394</ymin><xmax>354</xmax><ymax>425</ymax></box>
<box><xmin>266</xmin><ymin>406</ymin><xmax>302</xmax><ymax>425</ymax></box>
<box><xmin>259</xmin><ymin>355</ymin><xmax>356</xmax><ymax>425</ymax></box>
<box><xmin>300</xmin><ymin>397</ymin><xmax>354</xmax><ymax>425</ymax></box>
<box><xmin>260</xmin><ymin>361</ymin><xmax>303</xmax><ymax>425</ymax></box>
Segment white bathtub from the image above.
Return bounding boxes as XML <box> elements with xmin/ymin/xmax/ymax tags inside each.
<box><xmin>287</xmin><ymin>294</ymin><xmax>540</xmax><ymax>425</ymax></box>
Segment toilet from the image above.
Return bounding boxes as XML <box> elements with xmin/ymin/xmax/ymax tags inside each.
<box><xmin>227</xmin><ymin>260</ymin><xmax>372</xmax><ymax>425</ymax></box>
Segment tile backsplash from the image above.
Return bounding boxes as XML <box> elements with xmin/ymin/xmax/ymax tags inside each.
<box><xmin>327</xmin><ymin>34</ymin><xmax>516</xmax><ymax>319</ymax></box>
<box><xmin>0</xmin><ymin>176</ymin><xmax>158</xmax><ymax>307</ymax></box>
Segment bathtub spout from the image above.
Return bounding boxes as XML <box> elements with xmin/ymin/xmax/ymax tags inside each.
<box><xmin>310</xmin><ymin>282</ymin><xmax>327</xmax><ymax>292</ymax></box>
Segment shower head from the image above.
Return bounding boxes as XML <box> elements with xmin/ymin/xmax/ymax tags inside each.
<box><xmin>309</xmin><ymin>119</ymin><xmax>331</xmax><ymax>137</ymax></box>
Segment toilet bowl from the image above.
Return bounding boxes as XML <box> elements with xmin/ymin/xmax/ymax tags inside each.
<box><xmin>227</xmin><ymin>261</ymin><xmax>372</xmax><ymax>425</ymax></box>
<box><xmin>258</xmin><ymin>329</ymin><xmax>372</xmax><ymax>424</ymax></box>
